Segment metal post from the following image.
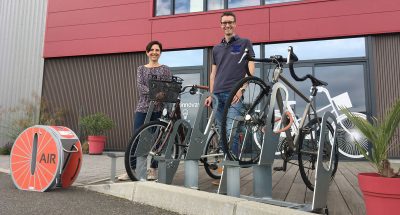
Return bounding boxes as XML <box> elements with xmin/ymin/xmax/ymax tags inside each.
<box><xmin>184</xmin><ymin>160</ymin><xmax>199</xmax><ymax>189</ymax></box>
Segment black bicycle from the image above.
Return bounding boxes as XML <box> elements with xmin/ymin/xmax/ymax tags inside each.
<box><xmin>124</xmin><ymin>76</ymin><xmax>223</xmax><ymax>181</ymax></box>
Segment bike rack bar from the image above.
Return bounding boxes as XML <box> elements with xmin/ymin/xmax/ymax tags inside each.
<box><xmin>156</xmin><ymin>119</ymin><xmax>191</xmax><ymax>184</ymax></box>
<box><xmin>184</xmin><ymin>93</ymin><xmax>218</xmax><ymax>189</ymax></box>
<box><xmin>218</xmin><ymin>82</ymin><xmax>335</xmax><ymax>214</ymax></box>
<box><xmin>311</xmin><ymin>111</ymin><xmax>337</xmax><ymax>213</ymax></box>
<box><xmin>134</xmin><ymin>101</ymin><xmax>159</xmax><ymax>181</ymax></box>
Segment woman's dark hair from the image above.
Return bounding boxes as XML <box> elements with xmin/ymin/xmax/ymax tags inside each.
<box><xmin>221</xmin><ymin>11</ymin><xmax>236</xmax><ymax>22</ymax></box>
<box><xmin>146</xmin><ymin>40</ymin><xmax>163</xmax><ymax>53</ymax></box>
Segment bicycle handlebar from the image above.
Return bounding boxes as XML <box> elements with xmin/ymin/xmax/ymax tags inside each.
<box><xmin>181</xmin><ymin>85</ymin><xmax>209</xmax><ymax>95</ymax></box>
<box><xmin>241</xmin><ymin>46</ymin><xmax>312</xmax><ymax>82</ymax></box>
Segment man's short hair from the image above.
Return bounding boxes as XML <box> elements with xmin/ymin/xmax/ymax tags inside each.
<box><xmin>221</xmin><ymin>11</ymin><xmax>236</xmax><ymax>22</ymax></box>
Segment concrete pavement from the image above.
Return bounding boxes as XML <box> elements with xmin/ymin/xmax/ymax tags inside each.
<box><xmin>0</xmin><ymin>172</ymin><xmax>178</xmax><ymax>215</ymax></box>
<box><xmin>1</xmin><ymin>154</ymin><xmax>312</xmax><ymax>215</ymax></box>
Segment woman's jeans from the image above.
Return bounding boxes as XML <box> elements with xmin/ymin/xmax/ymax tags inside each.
<box><xmin>133</xmin><ymin>111</ymin><xmax>161</xmax><ymax>169</ymax></box>
<box><xmin>213</xmin><ymin>92</ymin><xmax>244</xmax><ymax>157</ymax></box>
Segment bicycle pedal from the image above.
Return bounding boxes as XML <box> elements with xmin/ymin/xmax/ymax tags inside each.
<box><xmin>273</xmin><ymin>166</ymin><xmax>285</xmax><ymax>171</ymax></box>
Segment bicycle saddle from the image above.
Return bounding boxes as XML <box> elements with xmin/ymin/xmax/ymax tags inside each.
<box><xmin>307</xmin><ymin>74</ymin><xmax>328</xmax><ymax>86</ymax></box>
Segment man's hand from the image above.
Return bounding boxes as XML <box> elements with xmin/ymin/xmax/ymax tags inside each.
<box><xmin>204</xmin><ymin>96</ymin><xmax>212</xmax><ymax>107</ymax></box>
<box><xmin>232</xmin><ymin>89</ymin><xmax>244</xmax><ymax>104</ymax></box>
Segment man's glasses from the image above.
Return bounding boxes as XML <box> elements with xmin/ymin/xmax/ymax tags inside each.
<box><xmin>221</xmin><ymin>21</ymin><xmax>235</xmax><ymax>26</ymax></box>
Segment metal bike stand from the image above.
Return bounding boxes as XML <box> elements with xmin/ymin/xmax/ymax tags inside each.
<box><xmin>217</xmin><ymin>83</ymin><xmax>285</xmax><ymax>197</ymax></box>
<box><xmin>184</xmin><ymin>92</ymin><xmax>218</xmax><ymax>189</ymax></box>
<box><xmin>309</xmin><ymin>111</ymin><xmax>337</xmax><ymax>214</ymax></box>
<box><xmin>155</xmin><ymin>119</ymin><xmax>192</xmax><ymax>184</ymax></box>
<box><xmin>133</xmin><ymin>101</ymin><xmax>158</xmax><ymax>181</ymax></box>
<box><xmin>217</xmin><ymin>83</ymin><xmax>337</xmax><ymax>214</ymax></box>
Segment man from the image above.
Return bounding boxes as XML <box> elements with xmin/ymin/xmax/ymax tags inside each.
<box><xmin>205</xmin><ymin>11</ymin><xmax>255</xmax><ymax>156</ymax></box>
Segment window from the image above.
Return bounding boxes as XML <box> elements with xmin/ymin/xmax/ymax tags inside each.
<box><xmin>155</xmin><ymin>0</ymin><xmax>303</xmax><ymax>16</ymax></box>
<box><xmin>228</xmin><ymin>0</ymin><xmax>259</xmax><ymax>9</ymax></box>
<box><xmin>175</xmin><ymin>0</ymin><xmax>203</xmax><ymax>14</ymax></box>
<box><xmin>315</xmin><ymin>64</ymin><xmax>366</xmax><ymax>112</ymax></box>
<box><xmin>159</xmin><ymin>49</ymin><xmax>204</xmax><ymax>67</ymax></box>
<box><xmin>264</xmin><ymin>37</ymin><xmax>367</xmax><ymax>115</ymax></box>
<box><xmin>208</xmin><ymin>0</ymin><xmax>224</xmax><ymax>11</ymax></box>
<box><xmin>265</xmin><ymin>38</ymin><xmax>366</xmax><ymax>60</ymax></box>
<box><xmin>156</xmin><ymin>0</ymin><xmax>171</xmax><ymax>16</ymax></box>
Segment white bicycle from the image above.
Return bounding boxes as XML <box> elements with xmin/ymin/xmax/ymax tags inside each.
<box><xmin>274</xmin><ymin>87</ymin><xmax>369</xmax><ymax>158</ymax></box>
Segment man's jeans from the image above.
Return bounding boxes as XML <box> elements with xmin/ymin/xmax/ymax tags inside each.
<box><xmin>213</xmin><ymin>92</ymin><xmax>244</xmax><ymax>157</ymax></box>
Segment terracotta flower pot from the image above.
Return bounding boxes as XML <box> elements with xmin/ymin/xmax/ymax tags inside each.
<box><xmin>358</xmin><ymin>173</ymin><xmax>400</xmax><ymax>215</ymax></box>
<box><xmin>88</xmin><ymin>135</ymin><xmax>106</xmax><ymax>155</ymax></box>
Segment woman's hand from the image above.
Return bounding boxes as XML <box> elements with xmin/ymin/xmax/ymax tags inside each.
<box><xmin>204</xmin><ymin>96</ymin><xmax>212</xmax><ymax>107</ymax></box>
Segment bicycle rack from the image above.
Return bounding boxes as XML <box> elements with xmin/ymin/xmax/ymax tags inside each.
<box><xmin>184</xmin><ymin>92</ymin><xmax>218</xmax><ymax>189</ymax></box>
<box><xmin>218</xmin><ymin>83</ymin><xmax>338</xmax><ymax>214</ymax></box>
<box><xmin>154</xmin><ymin>93</ymin><xmax>219</xmax><ymax>185</ymax></box>
<box><xmin>134</xmin><ymin>101</ymin><xmax>159</xmax><ymax>181</ymax></box>
<box><xmin>156</xmin><ymin>118</ymin><xmax>192</xmax><ymax>184</ymax></box>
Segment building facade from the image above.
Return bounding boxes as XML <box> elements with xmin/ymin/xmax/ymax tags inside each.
<box><xmin>14</xmin><ymin>0</ymin><xmax>400</xmax><ymax>154</ymax></box>
<box><xmin>0</xmin><ymin>0</ymin><xmax>48</xmax><ymax>147</ymax></box>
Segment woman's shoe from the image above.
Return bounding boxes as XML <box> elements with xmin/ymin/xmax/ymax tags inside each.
<box><xmin>147</xmin><ymin>168</ymin><xmax>157</xmax><ymax>180</ymax></box>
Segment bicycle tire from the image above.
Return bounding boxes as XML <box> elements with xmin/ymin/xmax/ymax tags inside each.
<box><xmin>221</xmin><ymin>76</ymin><xmax>271</xmax><ymax>164</ymax></box>
<box><xmin>124</xmin><ymin>121</ymin><xmax>179</xmax><ymax>181</ymax></box>
<box><xmin>336</xmin><ymin>113</ymin><xmax>369</xmax><ymax>158</ymax></box>
<box><xmin>203</xmin><ymin>131</ymin><xmax>223</xmax><ymax>179</ymax></box>
<box><xmin>297</xmin><ymin>117</ymin><xmax>339</xmax><ymax>191</ymax></box>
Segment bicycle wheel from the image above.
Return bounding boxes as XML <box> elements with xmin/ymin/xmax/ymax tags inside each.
<box><xmin>203</xmin><ymin>131</ymin><xmax>223</xmax><ymax>179</ymax></box>
<box><xmin>221</xmin><ymin>76</ymin><xmax>271</xmax><ymax>164</ymax></box>
<box><xmin>124</xmin><ymin>121</ymin><xmax>179</xmax><ymax>181</ymax></box>
<box><xmin>297</xmin><ymin>117</ymin><xmax>339</xmax><ymax>191</ymax></box>
<box><xmin>336</xmin><ymin>113</ymin><xmax>369</xmax><ymax>158</ymax></box>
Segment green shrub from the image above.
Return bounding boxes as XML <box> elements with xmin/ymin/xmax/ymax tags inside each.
<box><xmin>0</xmin><ymin>95</ymin><xmax>67</xmax><ymax>148</ymax></box>
<box><xmin>0</xmin><ymin>142</ymin><xmax>13</xmax><ymax>155</ymax></box>
<box><xmin>341</xmin><ymin>99</ymin><xmax>400</xmax><ymax>177</ymax></box>
<box><xmin>79</xmin><ymin>112</ymin><xmax>114</xmax><ymax>136</ymax></box>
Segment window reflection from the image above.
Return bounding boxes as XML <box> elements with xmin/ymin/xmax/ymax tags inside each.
<box><xmin>175</xmin><ymin>73</ymin><xmax>202</xmax><ymax>127</ymax></box>
<box><xmin>175</xmin><ymin>0</ymin><xmax>203</xmax><ymax>14</ymax></box>
<box><xmin>315</xmin><ymin>64</ymin><xmax>366</xmax><ymax>112</ymax></box>
<box><xmin>208</xmin><ymin>0</ymin><xmax>224</xmax><ymax>11</ymax></box>
<box><xmin>160</xmin><ymin>49</ymin><xmax>203</xmax><ymax>67</ymax></box>
<box><xmin>156</xmin><ymin>0</ymin><xmax>171</xmax><ymax>16</ymax></box>
<box><xmin>265</xmin><ymin>38</ymin><xmax>366</xmax><ymax>60</ymax></box>
<box><xmin>228</xmin><ymin>0</ymin><xmax>259</xmax><ymax>8</ymax></box>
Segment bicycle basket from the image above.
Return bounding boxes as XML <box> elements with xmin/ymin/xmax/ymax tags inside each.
<box><xmin>148</xmin><ymin>75</ymin><xmax>183</xmax><ymax>103</ymax></box>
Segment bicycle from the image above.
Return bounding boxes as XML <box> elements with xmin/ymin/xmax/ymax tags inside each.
<box><xmin>273</xmin><ymin>88</ymin><xmax>369</xmax><ymax>159</ymax></box>
<box><xmin>124</xmin><ymin>77</ymin><xmax>223</xmax><ymax>181</ymax></box>
<box><xmin>220</xmin><ymin>47</ymin><xmax>339</xmax><ymax>191</ymax></box>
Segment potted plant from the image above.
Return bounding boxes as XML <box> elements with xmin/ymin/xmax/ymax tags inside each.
<box><xmin>80</xmin><ymin>112</ymin><xmax>114</xmax><ymax>155</ymax></box>
<box><xmin>341</xmin><ymin>99</ymin><xmax>400</xmax><ymax>215</ymax></box>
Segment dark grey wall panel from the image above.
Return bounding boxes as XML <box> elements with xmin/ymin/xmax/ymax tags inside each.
<box><xmin>42</xmin><ymin>53</ymin><xmax>147</xmax><ymax>151</ymax></box>
<box><xmin>371</xmin><ymin>33</ymin><xmax>400</xmax><ymax>157</ymax></box>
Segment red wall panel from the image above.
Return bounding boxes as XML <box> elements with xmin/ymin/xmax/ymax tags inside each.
<box><xmin>47</xmin><ymin>0</ymin><xmax>145</xmax><ymax>13</ymax></box>
<box><xmin>45</xmin><ymin>34</ymin><xmax>150</xmax><ymax>57</ymax></box>
<box><xmin>44</xmin><ymin>0</ymin><xmax>400</xmax><ymax>58</ymax></box>
<box><xmin>269</xmin><ymin>0</ymin><xmax>400</xmax><ymax>41</ymax></box>
<box><xmin>46</xmin><ymin>19</ymin><xmax>150</xmax><ymax>42</ymax></box>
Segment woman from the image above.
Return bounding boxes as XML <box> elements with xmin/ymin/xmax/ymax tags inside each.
<box><xmin>120</xmin><ymin>40</ymin><xmax>172</xmax><ymax>181</ymax></box>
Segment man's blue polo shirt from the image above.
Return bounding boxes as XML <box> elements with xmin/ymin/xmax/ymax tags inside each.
<box><xmin>212</xmin><ymin>35</ymin><xmax>255</xmax><ymax>94</ymax></box>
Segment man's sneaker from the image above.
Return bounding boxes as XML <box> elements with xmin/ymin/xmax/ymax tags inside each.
<box><xmin>118</xmin><ymin>173</ymin><xmax>130</xmax><ymax>181</ymax></box>
<box><xmin>147</xmin><ymin>168</ymin><xmax>157</xmax><ymax>180</ymax></box>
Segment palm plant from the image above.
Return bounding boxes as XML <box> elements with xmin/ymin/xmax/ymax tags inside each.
<box><xmin>341</xmin><ymin>99</ymin><xmax>400</xmax><ymax>177</ymax></box>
